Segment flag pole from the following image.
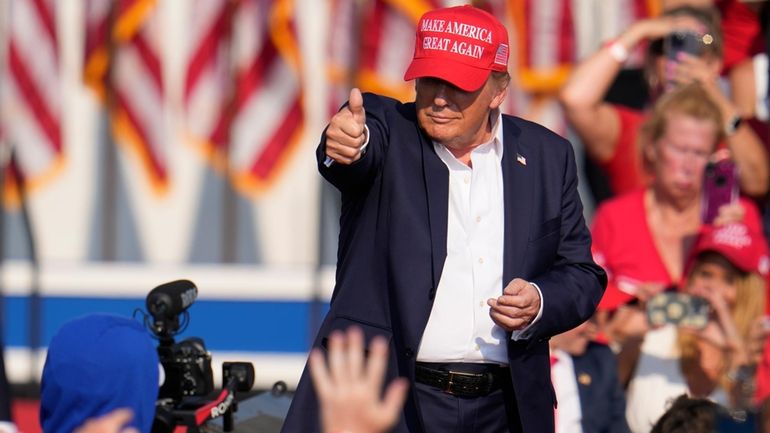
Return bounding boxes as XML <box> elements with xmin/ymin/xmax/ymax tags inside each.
<box><xmin>11</xmin><ymin>149</ymin><xmax>42</xmax><ymax>388</ymax></box>
<box><xmin>100</xmin><ymin>0</ymin><xmax>119</xmax><ymax>261</ymax></box>
<box><xmin>220</xmin><ymin>0</ymin><xmax>239</xmax><ymax>264</ymax></box>
<box><xmin>0</xmin><ymin>0</ymin><xmax>12</xmax><ymax>405</ymax></box>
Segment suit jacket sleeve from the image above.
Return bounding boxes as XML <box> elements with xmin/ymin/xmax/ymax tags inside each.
<box><xmin>527</xmin><ymin>135</ymin><xmax>607</xmax><ymax>340</ymax></box>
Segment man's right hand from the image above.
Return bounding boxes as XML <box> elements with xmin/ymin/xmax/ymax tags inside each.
<box><xmin>325</xmin><ymin>88</ymin><xmax>368</xmax><ymax>165</ymax></box>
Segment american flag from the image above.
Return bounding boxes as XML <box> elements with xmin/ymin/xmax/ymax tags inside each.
<box><xmin>510</xmin><ymin>0</ymin><xmax>575</xmax><ymax>93</ymax></box>
<box><xmin>1</xmin><ymin>0</ymin><xmax>62</xmax><ymax>203</ymax></box>
<box><xmin>355</xmin><ymin>0</ymin><xmax>440</xmax><ymax>101</ymax></box>
<box><xmin>327</xmin><ymin>0</ymin><xmax>359</xmax><ymax>116</ymax></box>
<box><xmin>184</xmin><ymin>0</ymin><xmax>304</xmax><ymax>194</ymax></box>
<box><xmin>84</xmin><ymin>0</ymin><xmax>167</xmax><ymax>193</ymax></box>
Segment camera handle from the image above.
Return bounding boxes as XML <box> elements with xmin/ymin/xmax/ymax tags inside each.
<box><xmin>174</xmin><ymin>362</ymin><xmax>254</xmax><ymax>432</ymax></box>
<box><xmin>166</xmin><ymin>378</ymin><xmax>240</xmax><ymax>433</ymax></box>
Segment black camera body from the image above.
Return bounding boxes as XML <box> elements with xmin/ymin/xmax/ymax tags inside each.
<box><xmin>157</xmin><ymin>337</ymin><xmax>214</xmax><ymax>400</ymax></box>
<box><xmin>145</xmin><ymin>280</ymin><xmax>254</xmax><ymax>433</ymax></box>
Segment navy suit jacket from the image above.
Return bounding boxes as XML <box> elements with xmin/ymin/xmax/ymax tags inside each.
<box><xmin>571</xmin><ymin>343</ymin><xmax>630</xmax><ymax>433</ymax></box>
<box><xmin>281</xmin><ymin>93</ymin><xmax>607</xmax><ymax>433</ymax></box>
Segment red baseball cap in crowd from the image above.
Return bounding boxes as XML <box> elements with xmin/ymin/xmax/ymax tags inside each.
<box><xmin>404</xmin><ymin>5</ymin><xmax>509</xmax><ymax>92</ymax></box>
<box><xmin>687</xmin><ymin>223</ymin><xmax>770</xmax><ymax>277</ymax></box>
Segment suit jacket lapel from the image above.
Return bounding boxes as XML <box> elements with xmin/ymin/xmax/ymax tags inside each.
<box><xmin>420</xmin><ymin>129</ymin><xmax>449</xmax><ymax>289</ymax></box>
<box><xmin>502</xmin><ymin>117</ymin><xmax>533</xmax><ymax>285</ymax></box>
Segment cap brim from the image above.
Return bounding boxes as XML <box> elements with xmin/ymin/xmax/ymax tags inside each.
<box><xmin>404</xmin><ymin>57</ymin><xmax>491</xmax><ymax>92</ymax></box>
<box><xmin>695</xmin><ymin>247</ymin><xmax>754</xmax><ymax>274</ymax></box>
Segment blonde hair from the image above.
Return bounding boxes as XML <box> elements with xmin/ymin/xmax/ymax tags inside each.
<box><xmin>639</xmin><ymin>83</ymin><xmax>724</xmax><ymax>174</ymax></box>
<box><xmin>678</xmin><ymin>259</ymin><xmax>766</xmax><ymax>399</ymax></box>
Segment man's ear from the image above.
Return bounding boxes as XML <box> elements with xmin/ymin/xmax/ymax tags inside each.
<box><xmin>489</xmin><ymin>80</ymin><xmax>509</xmax><ymax>110</ymax></box>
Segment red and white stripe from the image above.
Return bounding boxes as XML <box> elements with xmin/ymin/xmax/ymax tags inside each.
<box><xmin>184</xmin><ymin>0</ymin><xmax>304</xmax><ymax>193</ymax></box>
<box><xmin>511</xmin><ymin>0</ymin><xmax>574</xmax><ymax>93</ymax></box>
<box><xmin>84</xmin><ymin>0</ymin><xmax>167</xmax><ymax>193</ymax></box>
<box><xmin>2</xmin><ymin>0</ymin><xmax>61</xmax><ymax>187</ymax></box>
<box><xmin>327</xmin><ymin>0</ymin><xmax>358</xmax><ymax>116</ymax></box>
<box><xmin>184</xmin><ymin>0</ymin><xmax>234</xmax><ymax>150</ymax></box>
<box><xmin>356</xmin><ymin>0</ymin><xmax>442</xmax><ymax>101</ymax></box>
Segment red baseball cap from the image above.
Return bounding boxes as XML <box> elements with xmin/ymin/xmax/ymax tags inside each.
<box><xmin>687</xmin><ymin>223</ymin><xmax>770</xmax><ymax>277</ymax></box>
<box><xmin>404</xmin><ymin>5</ymin><xmax>509</xmax><ymax>92</ymax></box>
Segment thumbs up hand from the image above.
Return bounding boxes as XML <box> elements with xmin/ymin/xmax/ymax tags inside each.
<box><xmin>325</xmin><ymin>88</ymin><xmax>368</xmax><ymax>165</ymax></box>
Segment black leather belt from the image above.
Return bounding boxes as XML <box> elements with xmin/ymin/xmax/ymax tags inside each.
<box><xmin>415</xmin><ymin>362</ymin><xmax>510</xmax><ymax>397</ymax></box>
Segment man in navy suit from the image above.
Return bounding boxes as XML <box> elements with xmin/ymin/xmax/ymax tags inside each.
<box><xmin>282</xmin><ymin>5</ymin><xmax>606</xmax><ymax>433</ymax></box>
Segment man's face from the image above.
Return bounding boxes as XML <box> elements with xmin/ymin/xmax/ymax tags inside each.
<box><xmin>414</xmin><ymin>75</ymin><xmax>507</xmax><ymax>150</ymax></box>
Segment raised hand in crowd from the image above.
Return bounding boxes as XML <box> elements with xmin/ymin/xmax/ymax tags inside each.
<box><xmin>74</xmin><ymin>409</ymin><xmax>139</xmax><ymax>433</ymax></box>
<box><xmin>559</xmin><ymin>12</ymin><xmax>704</xmax><ymax>164</ymax></box>
<box><xmin>309</xmin><ymin>327</ymin><xmax>409</xmax><ymax>433</ymax></box>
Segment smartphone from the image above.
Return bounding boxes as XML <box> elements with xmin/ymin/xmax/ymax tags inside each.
<box><xmin>701</xmin><ymin>159</ymin><xmax>738</xmax><ymax>224</ymax></box>
<box><xmin>664</xmin><ymin>31</ymin><xmax>703</xmax><ymax>61</ymax></box>
<box><xmin>646</xmin><ymin>292</ymin><xmax>710</xmax><ymax>329</ymax></box>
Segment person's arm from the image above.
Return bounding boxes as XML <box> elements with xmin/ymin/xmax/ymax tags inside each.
<box><xmin>729</xmin><ymin>59</ymin><xmax>758</xmax><ymax>118</ymax></box>
<box><xmin>74</xmin><ymin>409</ymin><xmax>138</xmax><ymax>433</ymax></box>
<box><xmin>714</xmin><ymin>96</ymin><xmax>769</xmax><ymax>198</ymax></box>
<box><xmin>558</xmin><ymin>39</ymin><xmax>626</xmax><ymax>163</ymax></box>
<box><xmin>309</xmin><ymin>327</ymin><xmax>409</xmax><ymax>433</ymax></box>
<box><xmin>606</xmin><ymin>306</ymin><xmax>650</xmax><ymax>387</ymax></box>
<box><xmin>559</xmin><ymin>15</ymin><xmax>705</xmax><ymax>163</ymax></box>
<box><xmin>670</xmin><ymin>55</ymin><xmax>770</xmax><ymax>197</ymax></box>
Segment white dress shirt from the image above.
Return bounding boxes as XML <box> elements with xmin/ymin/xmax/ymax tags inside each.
<box><xmin>416</xmin><ymin>111</ymin><xmax>541</xmax><ymax>365</ymax></box>
<box><xmin>551</xmin><ymin>349</ymin><xmax>584</xmax><ymax>433</ymax></box>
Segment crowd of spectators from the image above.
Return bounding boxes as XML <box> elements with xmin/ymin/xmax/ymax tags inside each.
<box><xmin>556</xmin><ymin>0</ymin><xmax>770</xmax><ymax>432</ymax></box>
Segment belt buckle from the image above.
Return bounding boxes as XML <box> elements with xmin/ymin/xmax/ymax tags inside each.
<box><xmin>444</xmin><ymin>370</ymin><xmax>478</xmax><ymax>395</ymax></box>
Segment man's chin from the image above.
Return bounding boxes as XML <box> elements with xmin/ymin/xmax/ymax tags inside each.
<box><xmin>422</xmin><ymin>128</ymin><xmax>455</xmax><ymax>145</ymax></box>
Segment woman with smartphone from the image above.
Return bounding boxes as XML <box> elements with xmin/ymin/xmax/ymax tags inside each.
<box><xmin>624</xmin><ymin>222</ymin><xmax>768</xmax><ymax>433</ymax></box>
<box><xmin>589</xmin><ymin>83</ymin><xmax>766</xmax><ymax>384</ymax></box>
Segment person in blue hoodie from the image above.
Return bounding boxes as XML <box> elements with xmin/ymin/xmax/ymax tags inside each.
<box><xmin>39</xmin><ymin>314</ymin><xmax>159</xmax><ymax>433</ymax></box>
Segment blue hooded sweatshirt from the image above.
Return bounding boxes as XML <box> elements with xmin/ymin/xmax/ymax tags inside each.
<box><xmin>40</xmin><ymin>314</ymin><xmax>159</xmax><ymax>433</ymax></box>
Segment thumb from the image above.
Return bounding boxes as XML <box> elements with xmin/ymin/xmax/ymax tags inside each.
<box><xmin>348</xmin><ymin>87</ymin><xmax>365</xmax><ymax>125</ymax></box>
<box><xmin>504</xmin><ymin>278</ymin><xmax>527</xmax><ymax>295</ymax></box>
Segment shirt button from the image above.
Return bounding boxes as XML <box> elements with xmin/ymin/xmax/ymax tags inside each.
<box><xmin>475</xmin><ymin>345</ymin><xmax>480</xmax><ymax>351</ymax></box>
<box><xmin>478</xmin><ymin>257</ymin><xmax>484</xmax><ymax>264</ymax></box>
<box><xmin>464</xmin><ymin>175</ymin><xmax>470</xmax><ymax>184</ymax></box>
<box><xmin>479</xmin><ymin>300</ymin><xmax>484</xmax><ymax>307</ymax></box>
<box><xmin>475</xmin><ymin>216</ymin><xmax>481</xmax><ymax>223</ymax></box>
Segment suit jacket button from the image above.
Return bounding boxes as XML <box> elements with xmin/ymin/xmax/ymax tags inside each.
<box><xmin>405</xmin><ymin>348</ymin><xmax>414</xmax><ymax>358</ymax></box>
<box><xmin>428</xmin><ymin>290</ymin><xmax>436</xmax><ymax>300</ymax></box>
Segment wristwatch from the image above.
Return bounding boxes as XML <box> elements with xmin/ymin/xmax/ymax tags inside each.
<box><xmin>725</xmin><ymin>114</ymin><xmax>743</xmax><ymax>136</ymax></box>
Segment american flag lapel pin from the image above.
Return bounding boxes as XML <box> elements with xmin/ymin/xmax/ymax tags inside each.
<box><xmin>516</xmin><ymin>153</ymin><xmax>526</xmax><ymax>166</ymax></box>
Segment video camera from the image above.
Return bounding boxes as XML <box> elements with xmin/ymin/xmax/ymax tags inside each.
<box><xmin>143</xmin><ymin>280</ymin><xmax>255</xmax><ymax>433</ymax></box>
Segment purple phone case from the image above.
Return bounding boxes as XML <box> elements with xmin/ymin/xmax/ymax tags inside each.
<box><xmin>701</xmin><ymin>159</ymin><xmax>738</xmax><ymax>224</ymax></box>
